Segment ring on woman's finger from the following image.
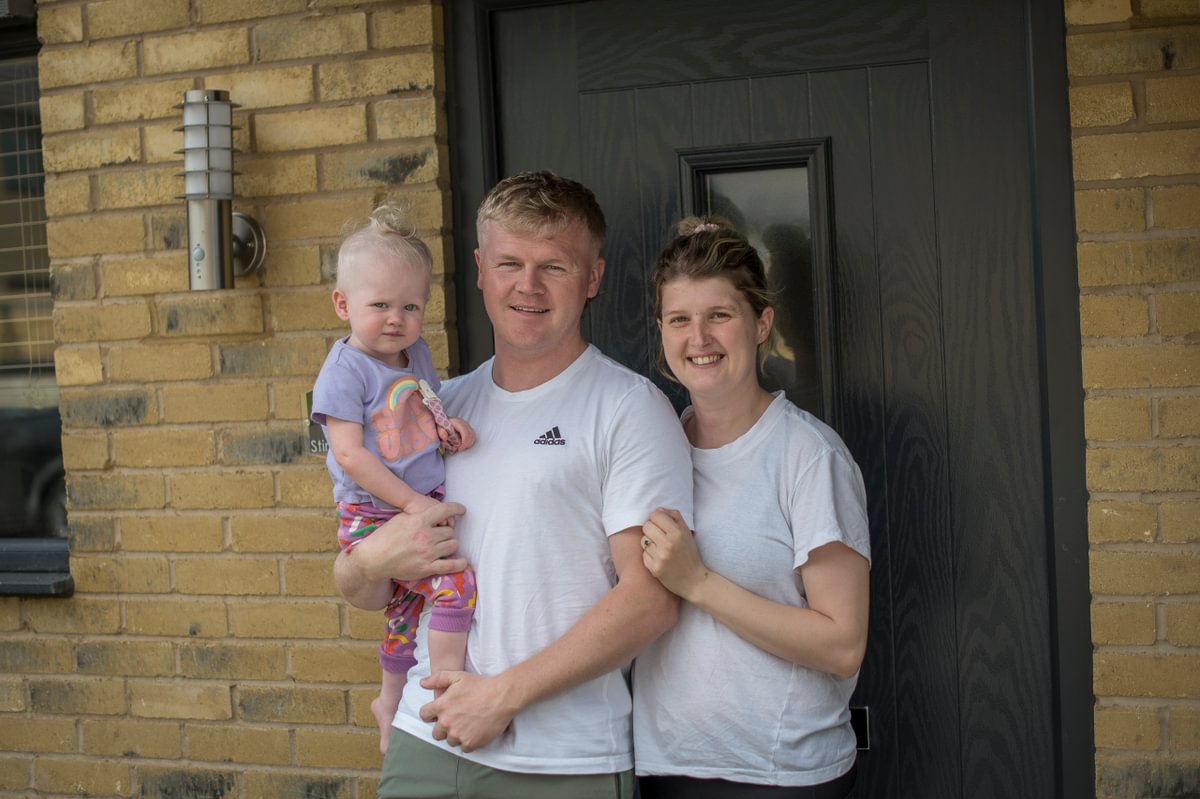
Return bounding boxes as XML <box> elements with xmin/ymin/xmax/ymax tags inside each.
<box><xmin>642</xmin><ymin>537</ymin><xmax>652</xmax><ymax>549</ymax></box>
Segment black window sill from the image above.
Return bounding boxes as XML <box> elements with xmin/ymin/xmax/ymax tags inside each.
<box><xmin>0</xmin><ymin>538</ymin><xmax>73</xmax><ymax>597</ymax></box>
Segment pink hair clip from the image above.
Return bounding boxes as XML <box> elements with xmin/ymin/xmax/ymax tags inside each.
<box><xmin>693</xmin><ymin>222</ymin><xmax>720</xmax><ymax>233</ymax></box>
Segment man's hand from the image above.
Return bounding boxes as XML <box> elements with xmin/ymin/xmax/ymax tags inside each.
<box><xmin>418</xmin><ymin>671</ymin><xmax>521</xmax><ymax>753</ymax></box>
<box><xmin>333</xmin><ymin>502</ymin><xmax>467</xmax><ymax>611</ymax></box>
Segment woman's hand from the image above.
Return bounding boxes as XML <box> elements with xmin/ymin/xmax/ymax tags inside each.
<box><xmin>641</xmin><ymin>507</ymin><xmax>707</xmax><ymax>602</ymax></box>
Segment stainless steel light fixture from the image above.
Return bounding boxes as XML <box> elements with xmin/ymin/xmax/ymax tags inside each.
<box><xmin>177</xmin><ymin>89</ymin><xmax>266</xmax><ymax>290</ymax></box>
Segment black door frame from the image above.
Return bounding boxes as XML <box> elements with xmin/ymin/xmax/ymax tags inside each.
<box><xmin>445</xmin><ymin>2</ymin><xmax>1091</xmax><ymax>797</ymax></box>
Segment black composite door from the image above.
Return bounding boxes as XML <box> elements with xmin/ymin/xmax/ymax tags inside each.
<box><xmin>448</xmin><ymin>2</ymin><xmax>1091</xmax><ymax>798</ymax></box>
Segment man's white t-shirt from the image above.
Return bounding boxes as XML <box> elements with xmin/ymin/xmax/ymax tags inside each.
<box><xmin>392</xmin><ymin>345</ymin><xmax>694</xmax><ymax>774</ymax></box>
<box><xmin>633</xmin><ymin>393</ymin><xmax>870</xmax><ymax>787</ymax></box>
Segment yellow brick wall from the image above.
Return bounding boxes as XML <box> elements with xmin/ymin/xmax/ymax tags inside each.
<box><xmin>1</xmin><ymin>1</ymin><xmax>450</xmax><ymax>795</ymax></box>
<box><xmin>1066</xmin><ymin>0</ymin><xmax>1200</xmax><ymax>795</ymax></box>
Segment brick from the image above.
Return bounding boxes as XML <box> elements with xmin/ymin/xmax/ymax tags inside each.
<box><xmin>54</xmin><ymin>345</ymin><xmax>103</xmax><ymax>386</ymax></box>
<box><xmin>1092</xmin><ymin>601</ymin><xmax>1157</xmax><ymax>645</ymax></box>
<box><xmin>75</xmin><ymin>640</ymin><xmax>174</xmax><ymax>678</ymax></box>
<box><xmin>131</xmin><ymin>681</ymin><xmax>232</xmax><ymax>720</ymax></box>
<box><xmin>0</xmin><ymin>755</ymin><xmax>28</xmax><ymax>791</ymax></box>
<box><xmin>276</xmin><ymin>377</ymin><xmax>324</xmax><ymax>420</ymax></box>
<box><xmin>50</xmin><ymin>214</ymin><xmax>144</xmax><ymax>262</ymax></box>
<box><xmin>1162</xmin><ymin>500</ymin><xmax>1200</xmax><ymax>543</ymax></box>
<box><xmin>1096</xmin><ymin>652</ymin><xmax>1200</xmax><ymax>699</ymax></box>
<box><xmin>1069</xmin><ymin>83</ymin><xmax>1135</xmax><ymax>128</ymax></box>
<box><xmin>237</xmin><ymin>154</ymin><xmax>318</xmax><ymax>197</ymax></box>
<box><xmin>169</xmin><ymin>471</ymin><xmax>275</xmax><ymax>510</ymax></box>
<box><xmin>73</xmin><ymin>555</ymin><xmax>171</xmax><ymax>594</ymax></box>
<box><xmin>203</xmin><ymin>65</ymin><xmax>313</xmax><ymax>112</ymax></box>
<box><xmin>296</xmin><ymin>727</ymin><xmax>381</xmax><ymax>769</ymax></box>
<box><xmin>38</xmin><ymin>40</ymin><xmax>137</xmax><ymax>89</ymax></box>
<box><xmin>162</xmin><ymin>384</ymin><xmax>268</xmax><ymax>423</ymax></box>
<box><xmin>145</xmin><ymin>29</ymin><xmax>250</xmax><ymax>76</ymax></box>
<box><xmin>44</xmin><ymin>173</ymin><xmax>92</xmax><ymax>216</ymax></box>
<box><xmin>39</xmin><ymin>92</ymin><xmax>85</xmax><ymax>133</ymax></box>
<box><xmin>347</xmin><ymin>605</ymin><xmax>383</xmax><ymax>641</ymax></box>
<box><xmin>1152</xmin><ymin>184</ymin><xmax>1200</xmax><ymax>230</ymax></box>
<box><xmin>233</xmin><ymin>515</ymin><xmax>334</xmax><ymax>555</ymax></box>
<box><xmin>1089</xmin><ymin>445</ymin><xmax>1200</xmax><ymax>492</ymax></box>
<box><xmin>1079</xmin><ymin>294</ymin><xmax>1149</xmax><ymax>337</ymax></box>
<box><xmin>1171</xmin><ymin>708</ymin><xmax>1200</xmax><ymax>750</ymax></box>
<box><xmin>1164</xmin><ymin>604</ymin><xmax>1200</xmax><ymax>647</ymax></box>
<box><xmin>70</xmin><ymin>516</ymin><xmax>118</xmax><ymax>552</ymax></box>
<box><xmin>138</xmin><ymin>767</ymin><xmax>237</xmax><ymax>799</ymax></box>
<box><xmin>90</xmin><ymin>0</ymin><xmax>190</xmax><ymax>38</ymax></box>
<box><xmin>321</xmin><ymin>144</ymin><xmax>439</xmax><ymax>191</ymax></box>
<box><xmin>1148</xmin><ymin>75</ymin><xmax>1200</xmax><ymax>125</ymax></box>
<box><xmin>125</xmin><ymin>597</ymin><xmax>229</xmax><ymax>638</ymax></box>
<box><xmin>199</xmin><ymin>0</ymin><xmax>308</xmax><ymax>24</ymax></box>
<box><xmin>1075</xmin><ymin>188</ymin><xmax>1144</xmax><ymax>235</ymax></box>
<box><xmin>1091</xmin><ymin>550</ymin><xmax>1200</xmax><ymax>595</ymax></box>
<box><xmin>375</xmin><ymin>95</ymin><xmax>439</xmax><ymax>139</ymax></box>
<box><xmin>145</xmin><ymin>120</ymin><xmax>185</xmax><ymax>165</ymax></box>
<box><xmin>0</xmin><ymin>718</ymin><xmax>75</xmax><ymax>754</ymax></box>
<box><xmin>320</xmin><ymin>53</ymin><xmax>436</xmax><ymax>100</ymax></box>
<box><xmin>282</xmin><ymin>558</ymin><xmax>337</xmax><ymax>597</ymax></box>
<box><xmin>108</xmin><ymin>342</ymin><xmax>213</xmax><ymax>384</ymax></box>
<box><xmin>292</xmin><ymin>642</ymin><xmax>377</xmax><ymax>683</ymax></box>
<box><xmin>54</xmin><ymin>300</ymin><xmax>152</xmax><ymax>342</ymax></box>
<box><xmin>256</xmin><ymin>106</ymin><xmax>367</xmax><ymax>153</ymax></box>
<box><xmin>1067</xmin><ymin>26</ymin><xmax>1200</xmax><ymax>77</ymax></box>
<box><xmin>217</xmin><ymin>337</ymin><xmax>328</xmax><ymax>377</ymax></box>
<box><xmin>1074</xmin><ymin>130</ymin><xmax>1200</xmax><ymax>181</ymax></box>
<box><xmin>179</xmin><ymin>643</ymin><xmax>286</xmax><ymax>680</ymax></box>
<box><xmin>279</xmin><ymin>467</ymin><xmax>334</xmax><ymax>509</ymax></box>
<box><xmin>174</xmin><ymin>556</ymin><xmax>279</xmax><ymax>595</ymax></box>
<box><xmin>1140</xmin><ymin>0</ymin><xmax>1199</xmax><ymax>14</ymax></box>
<box><xmin>59</xmin><ymin>389</ymin><xmax>155</xmax><ymax>428</ymax></box>
<box><xmin>1158</xmin><ymin>292</ymin><xmax>1200</xmax><ymax>337</ymax></box>
<box><xmin>264</xmin><ymin>195</ymin><xmax>377</xmax><ymax>239</ymax></box>
<box><xmin>95</xmin><ymin>166</ymin><xmax>180</xmax><ymax>209</ymax></box>
<box><xmin>111</xmin><ymin>428</ymin><xmax>216</xmax><ymax>469</ymax></box>
<box><xmin>157</xmin><ymin>293</ymin><xmax>264</xmax><ymax>337</ymax></box>
<box><xmin>374</xmin><ymin>5</ymin><xmax>436</xmax><ymax>48</ymax></box>
<box><xmin>261</xmin><ymin>245</ymin><xmax>323</xmax><ymax>287</ymax></box>
<box><xmin>30</xmin><ymin>677</ymin><xmax>126</xmax><ymax>715</ymax></box>
<box><xmin>1083</xmin><ymin>344</ymin><xmax>1199</xmax><ymax>388</ymax></box>
<box><xmin>220</xmin><ymin>429</ymin><xmax>308</xmax><ymax>466</ymax></box>
<box><xmin>81</xmin><ymin>718</ymin><xmax>182</xmax><ymax>758</ymax></box>
<box><xmin>0</xmin><ymin>639</ymin><xmax>74</xmax><ymax>675</ymax></box>
<box><xmin>1064</xmin><ymin>0</ymin><xmax>1131</xmax><ymax>25</ymax></box>
<box><xmin>25</xmin><ymin>598</ymin><xmax>121</xmax><ymax>635</ymax></box>
<box><xmin>255</xmin><ymin>13</ymin><xmax>367</xmax><ymax>62</ymax></box>
<box><xmin>121</xmin><ymin>515</ymin><xmax>225</xmax><ymax>553</ymax></box>
<box><xmin>243</xmin><ymin>772</ymin><xmax>350</xmax><ymax>796</ymax></box>
<box><xmin>270</xmin><ymin>289</ymin><xmax>342</xmax><ymax>331</ymax></box>
<box><xmin>102</xmin><ymin>252</ymin><xmax>188</xmax><ymax>296</ymax></box>
<box><xmin>44</xmin><ymin>126</ymin><xmax>141</xmax><ymax>173</ymax></box>
<box><xmin>229</xmin><ymin>599</ymin><xmax>340</xmax><ymax>638</ymax></box>
<box><xmin>185</xmin><ymin>723</ymin><xmax>291</xmax><ymax>765</ymax></box>
<box><xmin>237</xmin><ymin>685</ymin><xmax>347</xmax><ymax>723</ymax></box>
<box><xmin>1097</xmin><ymin>754</ymin><xmax>1200</xmax><ymax>798</ymax></box>
<box><xmin>1095</xmin><ymin>705</ymin><xmax>1161</xmax><ymax>750</ymax></box>
<box><xmin>69</xmin><ymin>473</ymin><xmax>167</xmax><ymax>511</ymax></box>
<box><xmin>425</xmin><ymin>327</ymin><xmax>449</xmax><ymax>369</ymax></box>
<box><xmin>0</xmin><ymin>676</ymin><xmax>24</xmax><ymax>711</ymax></box>
<box><xmin>0</xmin><ymin>601</ymin><xmax>17</xmax><ymax>631</ymax></box>
<box><xmin>1084</xmin><ymin>396</ymin><xmax>1152</xmax><ymax>441</ymax></box>
<box><xmin>1160</xmin><ymin>395</ymin><xmax>1200</xmax><ymax>438</ymax></box>
<box><xmin>61</xmin><ymin>431</ymin><xmax>108</xmax><ymax>470</ymax></box>
<box><xmin>95</xmin><ymin>77</ymin><xmax>193</xmax><ymax>126</ymax></box>
<box><xmin>37</xmin><ymin>4</ymin><xmax>84</xmax><ymax>44</ymax></box>
<box><xmin>33</xmin><ymin>758</ymin><xmax>130</xmax><ymax>796</ymax></box>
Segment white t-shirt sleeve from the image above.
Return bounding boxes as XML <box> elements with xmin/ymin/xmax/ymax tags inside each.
<box><xmin>789</xmin><ymin>446</ymin><xmax>871</xmax><ymax>570</ymax></box>
<box><xmin>600</xmin><ymin>381</ymin><xmax>694</xmax><ymax>536</ymax></box>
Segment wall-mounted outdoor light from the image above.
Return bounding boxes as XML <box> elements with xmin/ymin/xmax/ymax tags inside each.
<box><xmin>177</xmin><ymin>89</ymin><xmax>266</xmax><ymax>290</ymax></box>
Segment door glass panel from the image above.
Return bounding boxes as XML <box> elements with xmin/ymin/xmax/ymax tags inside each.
<box><xmin>702</xmin><ymin>165</ymin><xmax>823</xmax><ymax>415</ymax></box>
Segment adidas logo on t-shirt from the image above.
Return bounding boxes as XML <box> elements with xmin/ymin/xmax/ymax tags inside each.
<box><xmin>534</xmin><ymin>426</ymin><xmax>566</xmax><ymax>445</ymax></box>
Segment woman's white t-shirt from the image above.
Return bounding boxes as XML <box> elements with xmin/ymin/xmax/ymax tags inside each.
<box><xmin>633</xmin><ymin>393</ymin><xmax>870</xmax><ymax>787</ymax></box>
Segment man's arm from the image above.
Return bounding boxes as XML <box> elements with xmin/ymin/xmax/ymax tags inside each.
<box><xmin>333</xmin><ymin>502</ymin><xmax>468</xmax><ymax>611</ymax></box>
<box><xmin>419</xmin><ymin>526</ymin><xmax>678</xmax><ymax>751</ymax></box>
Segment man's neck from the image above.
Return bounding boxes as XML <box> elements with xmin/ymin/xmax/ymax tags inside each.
<box><xmin>491</xmin><ymin>338</ymin><xmax>589</xmax><ymax>392</ymax></box>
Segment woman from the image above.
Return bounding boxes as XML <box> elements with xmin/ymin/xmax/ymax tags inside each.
<box><xmin>633</xmin><ymin>217</ymin><xmax>871</xmax><ymax>798</ymax></box>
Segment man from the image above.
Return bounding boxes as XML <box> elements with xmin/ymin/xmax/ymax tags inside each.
<box><xmin>334</xmin><ymin>171</ymin><xmax>694</xmax><ymax>798</ymax></box>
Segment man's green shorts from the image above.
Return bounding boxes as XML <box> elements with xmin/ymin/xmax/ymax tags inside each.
<box><xmin>378</xmin><ymin>730</ymin><xmax>635</xmax><ymax>799</ymax></box>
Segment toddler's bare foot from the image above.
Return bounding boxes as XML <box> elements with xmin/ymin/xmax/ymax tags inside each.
<box><xmin>370</xmin><ymin>696</ymin><xmax>393</xmax><ymax>755</ymax></box>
